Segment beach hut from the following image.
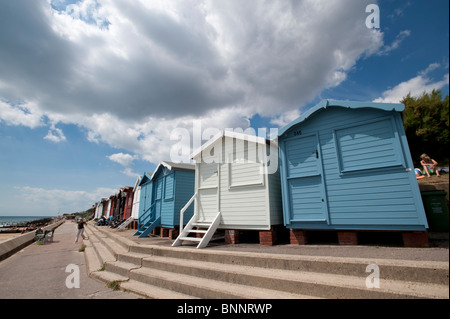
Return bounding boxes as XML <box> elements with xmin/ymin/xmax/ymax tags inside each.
<box><xmin>115</xmin><ymin>186</ymin><xmax>135</xmax><ymax>230</ymax></box>
<box><xmin>110</xmin><ymin>194</ymin><xmax>119</xmax><ymax>219</ymax></box>
<box><xmin>277</xmin><ymin>99</ymin><xmax>428</xmax><ymax>245</ymax></box>
<box><xmin>94</xmin><ymin>201</ymin><xmax>103</xmax><ymax>219</ymax></box>
<box><xmin>103</xmin><ymin>198</ymin><xmax>111</xmax><ymax>218</ymax></box>
<box><xmin>130</xmin><ymin>176</ymin><xmax>142</xmax><ymax>229</ymax></box>
<box><xmin>134</xmin><ymin>172</ymin><xmax>152</xmax><ymax>236</ymax></box>
<box><xmin>134</xmin><ymin>162</ymin><xmax>195</xmax><ymax>238</ymax></box>
<box><xmin>122</xmin><ymin>186</ymin><xmax>134</xmax><ymax>220</ymax></box>
<box><xmin>172</xmin><ymin>130</ymin><xmax>282</xmax><ymax>248</ymax></box>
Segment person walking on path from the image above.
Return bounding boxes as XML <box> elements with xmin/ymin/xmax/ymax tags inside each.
<box><xmin>75</xmin><ymin>218</ymin><xmax>87</xmax><ymax>243</ymax></box>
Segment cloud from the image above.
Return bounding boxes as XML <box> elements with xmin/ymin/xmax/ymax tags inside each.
<box><xmin>13</xmin><ymin>186</ymin><xmax>117</xmax><ymax>214</ymax></box>
<box><xmin>377</xmin><ymin>30</ymin><xmax>411</xmax><ymax>55</ymax></box>
<box><xmin>0</xmin><ymin>100</ymin><xmax>44</xmax><ymax>129</ymax></box>
<box><xmin>270</xmin><ymin>109</ymin><xmax>301</xmax><ymax>128</ymax></box>
<box><xmin>373</xmin><ymin>63</ymin><xmax>449</xmax><ymax>103</ymax></box>
<box><xmin>107</xmin><ymin>152</ymin><xmax>142</xmax><ymax>177</ymax></box>
<box><xmin>44</xmin><ymin>124</ymin><xmax>67</xmax><ymax>143</ymax></box>
<box><xmin>378</xmin><ymin>30</ymin><xmax>411</xmax><ymax>55</ymax></box>
<box><xmin>121</xmin><ymin>167</ymin><xmax>141</xmax><ymax>179</ymax></box>
<box><xmin>1</xmin><ymin>0</ymin><xmax>385</xmax><ymax>165</ymax></box>
<box><xmin>107</xmin><ymin>152</ymin><xmax>137</xmax><ymax>167</ymax></box>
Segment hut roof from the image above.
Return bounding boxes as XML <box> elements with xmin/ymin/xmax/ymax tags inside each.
<box><xmin>278</xmin><ymin>99</ymin><xmax>404</xmax><ymax>137</ymax></box>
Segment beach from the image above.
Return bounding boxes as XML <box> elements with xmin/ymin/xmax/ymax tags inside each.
<box><xmin>0</xmin><ymin>216</ymin><xmax>63</xmax><ymax>244</ymax></box>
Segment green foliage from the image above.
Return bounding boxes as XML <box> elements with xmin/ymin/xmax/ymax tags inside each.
<box><xmin>107</xmin><ymin>280</ymin><xmax>121</xmax><ymax>291</ymax></box>
<box><xmin>402</xmin><ymin>90</ymin><xmax>449</xmax><ymax>166</ymax></box>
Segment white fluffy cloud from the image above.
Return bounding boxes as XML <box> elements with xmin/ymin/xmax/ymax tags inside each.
<box><xmin>374</xmin><ymin>63</ymin><xmax>450</xmax><ymax>103</ymax></box>
<box><xmin>13</xmin><ymin>186</ymin><xmax>117</xmax><ymax>215</ymax></box>
<box><xmin>0</xmin><ymin>100</ymin><xmax>44</xmax><ymax>129</ymax></box>
<box><xmin>44</xmin><ymin>124</ymin><xmax>67</xmax><ymax>143</ymax></box>
<box><xmin>107</xmin><ymin>152</ymin><xmax>137</xmax><ymax>167</ymax></box>
<box><xmin>377</xmin><ymin>30</ymin><xmax>411</xmax><ymax>55</ymax></box>
<box><xmin>1</xmin><ymin>0</ymin><xmax>386</xmax><ymax>165</ymax></box>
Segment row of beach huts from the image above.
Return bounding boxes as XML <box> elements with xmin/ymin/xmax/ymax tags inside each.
<box><xmin>91</xmin><ymin>100</ymin><xmax>430</xmax><ymax>248</ymax></box>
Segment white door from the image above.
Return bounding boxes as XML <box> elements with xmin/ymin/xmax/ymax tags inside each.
<box><xmin>197</xmin><ymin>162</ymin><xmax>219</xmax><ymax>222</ymax></box>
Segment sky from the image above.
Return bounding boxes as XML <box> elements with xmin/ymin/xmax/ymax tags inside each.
<box><xmin>0</xmin><ymin>0</ymin><xmax>448</xmax><ymax>216</ymax></box>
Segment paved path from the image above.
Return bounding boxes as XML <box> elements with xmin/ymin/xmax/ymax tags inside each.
<box><xmin>0</xmin><ymin>221</ymin><xmax>139</xmax><ymax>299</ymax></box>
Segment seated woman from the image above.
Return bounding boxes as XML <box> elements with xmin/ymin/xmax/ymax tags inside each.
<box><xmin>420</xmin><ymin>153</ymin><xmax>441</xmax><ymax>177</ymax></box>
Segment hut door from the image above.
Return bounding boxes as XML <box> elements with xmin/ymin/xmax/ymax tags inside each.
<box><xmin>285</xmin><ymin>133</ymin><xmax>328</xmax><ymax>223</ymax></box>
<box><xmin>153</xmin><ymin>177</ymin><xmax>163</xmax><ymax>220</ymax></box>
<box><xmin>197</xmin><ymin>162</ymin><xmax>219</xmax><ymax>222</ymax></box>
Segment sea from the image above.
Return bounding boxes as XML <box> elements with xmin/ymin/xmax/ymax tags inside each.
<box><xmin>0</xmin><ymin>216</ymin><xmax>55</xmax><ymax>228</ymax></box>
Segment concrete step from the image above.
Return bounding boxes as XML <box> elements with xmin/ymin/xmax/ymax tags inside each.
<box><xmin>93</xmin><ymin>224</ymin><xmax>135</xmax><ymax>251</ymax></box>
<box><xmin>84</xmin><ymin>225</ymin><xmax>449</xmax><ymax>299</ymax></box>
<box><xmin>138</xmin><ymin>254</ymin><xmax>448</xmax><ymax>299</ymax></box>
<box><xmin>86</xmin><ymin>225</ymin><xmax>127</xmax><ymax>258</ymax></box>
<box><xmin>84</xmin><ymin>227</ymin><xmax>116</xmax><ymax>266</ymax></box>
<box><xmin>130</xmin><ymin>244</ymin><xmax>449</xmax><ymax>286</ymax></box>
<box><xmin>120</xmin><ymin>280</ymin><xmax>200</xmax><ymax>299</ymax></box>
<box><xmin>117</xmin><ymin>252</ymin><xmax>148</xmax><ymax>266</ymax></box>
<box><xmin>90</xmin><ymin>269</ymin><xmax>128</xmax><ymax>284</ymax></box>
<box><xmin>83</xmin><ymin>239</ymin><xmax>102</xmax><ymax>275</ymax></box>
<box><xmin>129</xmin><ymin>266</ymin><xmax>317</xmax><ymax>299</ymax></box>
<box><xmin>105</xmin><ymin>260</ymin><xmax>141</xmax><ymax>278</ymax></box>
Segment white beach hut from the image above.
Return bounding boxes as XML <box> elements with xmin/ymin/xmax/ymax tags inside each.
<box><xmin>173</xmin><ymin>130</ymin><xmax>282</xmax><ymax>248</ymax></box>
<box><xmin>131</xmin><ymin>175</ymin><xmax>141</xmax><ymax>221</ymax></box>
<box><xmin>94</xmin><ymin>201</ymin><xmax>103</xmax><ymax>219</ymax></box>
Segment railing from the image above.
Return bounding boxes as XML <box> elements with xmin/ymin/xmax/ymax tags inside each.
<box><xmin>179</xmin><ymin>192</ymin><xmax>197</xmax><ymax>233</ymax></box>
<box><xmin>138</xmin><ymin>202</ymin><xmax>155</xmax><ymax>228</ymax></box>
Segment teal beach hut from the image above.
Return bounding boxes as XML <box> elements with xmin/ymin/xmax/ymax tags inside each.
<box><xmin>134</xmin><ymin>172</ymin><xmax>153</xmax><ymax>237</ymax></box>
<box><xmin>278</xmin><ymin>100</ymin><xmax>428</xmax><ymax>237</ymax></box>
<box><xmin>134</xmin><ymin>161</ymin><xmax>195</xmax><ymax>238</ymax></box>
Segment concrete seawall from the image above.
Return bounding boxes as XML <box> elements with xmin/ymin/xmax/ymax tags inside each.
<box><xmin>0</xmin><ymin>220</ymin><xmax>65</xmax><ymax>262</ymax></box>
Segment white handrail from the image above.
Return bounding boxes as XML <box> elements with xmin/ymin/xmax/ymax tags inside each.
<box><xmin>179</xmin><ymin>192</ymin><xmax>197</xmax><ymax>233</ymax></box>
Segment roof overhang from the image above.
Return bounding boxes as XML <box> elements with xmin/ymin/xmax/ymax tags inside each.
<box><xmin>278</xmin><ymin>99</ymin><xmax>405</xmax><ymax>137</ymax></box>
<box><xmin>150</xmin><ymin>160</ymin><xmax>195</xmax><ymax>181</ymax></box>
<box><xmin>191</xmin><ymin>130</ymin><xmax>275</xmax><ymax>160</ymax></box>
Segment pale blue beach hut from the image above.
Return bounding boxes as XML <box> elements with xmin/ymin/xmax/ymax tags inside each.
<box><xmin>134</xmin><ymin>161</ymin><xmax>195</xmax><ymax>238</ymax></box>
<box><xmin>278</xmin><ymin>100</ymin><xmax>428</xmax><ymax>244</ymax></box>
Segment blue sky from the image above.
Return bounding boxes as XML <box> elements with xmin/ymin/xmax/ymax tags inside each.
<box><xmin>0</xmin><ymin>0</ymin><xmax>448</xmax><ymax>216</ymax></box>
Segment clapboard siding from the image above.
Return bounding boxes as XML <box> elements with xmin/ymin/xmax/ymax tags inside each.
<box><xmin>268</xmin><ymin>167</ymin><xmax>283</xmax><ymax>225</ymax></box>
<box><xmin>278</xmin><ymin>100</ymin><xmax>428</xmax><ymax>231</ymax></box>
<box><xmin>193</xmin><ymin>131</ymin><xmax>282</xmax><ymax>230</ymax></box>
<box><xmin>174</xmin><ymin>170</ymin><xmax>195</xmax><ymax>225</ymax></box>
<box><xmin>153</xmin><ymin>171</ymin><xmax>174</xmax><ymax>227</ymax></box>
<box><xmin>143</xmin><ymin>162</ymin><xmax>195</xmax><ymax>228</ymax></box>
<box><xmin>219</xmin><ymin>159</ymin><xmax>268</xmax><ymax>228</ymax></box>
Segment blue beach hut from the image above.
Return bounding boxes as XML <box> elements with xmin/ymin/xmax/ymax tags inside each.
<box><xmin>134</xmin><ymin>161</ymin><xmax>195</xmax><ymax>238</ymax></box>
<box><xmin>134</xmin><ymin>172</ymin><xmax>153</xmax><ymax>237</ymax></box>
<box><xmin>278</xmin><ymin>100</ymin><xmax>428</xmax><ymax>242</ymax></box>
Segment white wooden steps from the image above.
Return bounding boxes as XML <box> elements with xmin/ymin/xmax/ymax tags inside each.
<box><xmin>116</xmin><ymin>216</ymin><xmax>135</xmax><ymax>230</ymax></box>
<box><xmin>172</xmin><ymin>212</ymin><xmax>221</xmax><ymax>249</ymax></box>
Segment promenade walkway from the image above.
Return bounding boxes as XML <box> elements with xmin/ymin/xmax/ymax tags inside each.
<box><xmin>0</xmin><ymin>221</ymin><xmax>139</xmax><ymax>299</ymax></box>
<box><xmin>1</xmin><ymin>219</ymin><xmax>448</xmax><ymax>299</ymax></box>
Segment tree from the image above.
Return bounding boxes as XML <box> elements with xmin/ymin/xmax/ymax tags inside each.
<box><xmin>402</xmin><ymin>90</ymin><xmax>449</xmax><ymax>166</ymax></box>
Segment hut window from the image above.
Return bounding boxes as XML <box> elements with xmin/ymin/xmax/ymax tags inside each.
<box><xmin>164</xmin><ymin>174</ymin><xmax>174</xmax><ymax>200</ymax></box>
<box><xmin>227</xmin><ymin>152</ymin><xmax>264</xmax><ymax>188</ymax></box>
<box><xmin>155</xmin><ymin>178</ymin><xmax>163</xmax><ymax>200</ymax></box>
<box><xmin>334</xmin><ymin>117</ymin><xmax>404</xmax><ymax>173</ymax></box>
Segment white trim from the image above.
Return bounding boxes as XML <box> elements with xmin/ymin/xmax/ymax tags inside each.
<box><xmin>191</xmin><ymin>130</ymin><xmax>269</xmax><ymax>160</ymax></box>
<box><xmin>133</xmin><ymin>175</ymin><xmax>141</xmax><ymax>192</ymax></box>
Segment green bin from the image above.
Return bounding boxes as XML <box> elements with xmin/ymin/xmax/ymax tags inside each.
<box><xmin>421</xmin><ymin>190</ymin><xmax>449</xmax><ymax>232</ymax></box>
